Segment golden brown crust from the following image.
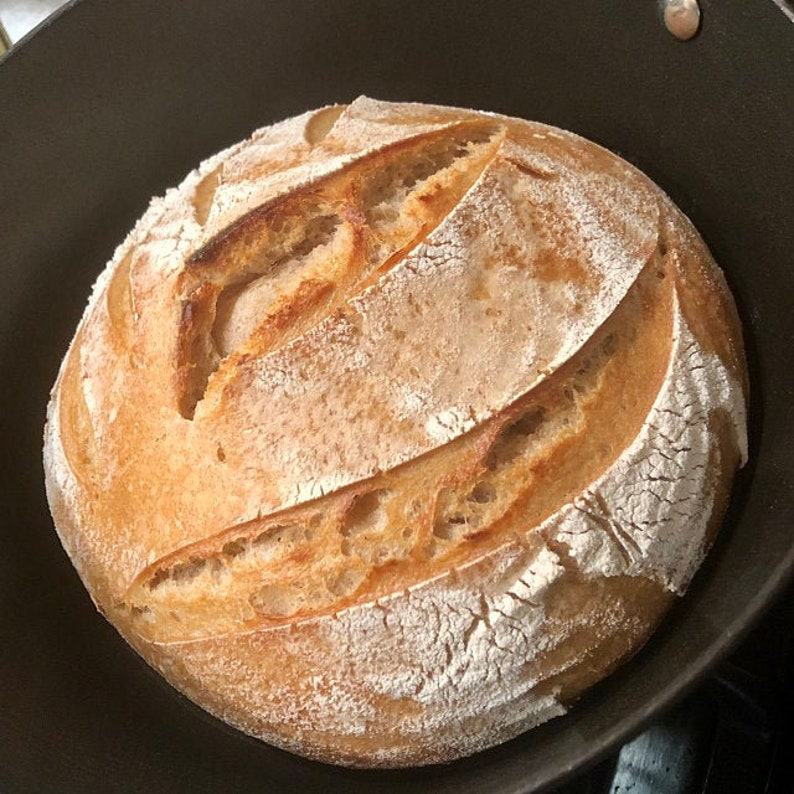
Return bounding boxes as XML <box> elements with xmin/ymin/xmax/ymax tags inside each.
<box><xmin>43</xmin><ymin>98</ymin><xmax>747</xmax><ymax>767</ymax></box>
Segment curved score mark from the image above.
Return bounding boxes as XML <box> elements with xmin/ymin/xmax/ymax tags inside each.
<box><xmin>175</xmin><ymin>122</ymin><xmax>503</xmax><ymax>419</ymax></box>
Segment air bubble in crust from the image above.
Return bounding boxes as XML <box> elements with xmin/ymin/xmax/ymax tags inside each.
<box><xmin>341</xmin><ymin>489</ymin><xmax>391</xmax><ymax>537</ymax></box>
<box><xmin>326</xmin><ymin>565</ymin><xmax>366</xmax><ymax>598</ymax></box>
<box><xmin>468</xmin><ymin>482</ymin><xmax>497</xmax><ymax>504</ymax></box>
<box><xmin>486</xmin><ymin>407</ymin><xmax>547</xmax><ymax>469</ymax></box>
<box><xmin>249</xmin><ymin>583</ymin><xmax>298</xmax><ymax>617</ymax></box>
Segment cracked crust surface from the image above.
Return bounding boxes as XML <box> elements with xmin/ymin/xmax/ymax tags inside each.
<box><xmin>43</xmin><ymin>98</ymin><xmax>747</xmax><ymax>767</ymax></box>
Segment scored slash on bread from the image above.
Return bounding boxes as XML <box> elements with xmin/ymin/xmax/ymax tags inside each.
<box><xmin>43</xmin><ymin>97</ymin><xmax>747</xmax><ymax>766</ymax></box>
<box><xmin>177</xmin><ymin>121</ymin><xmax>502</xmax><ymax>419</ymax></box>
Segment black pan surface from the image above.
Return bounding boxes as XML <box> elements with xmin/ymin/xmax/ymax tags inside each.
<box><xmin>1</xmin><ymin>1</ymin><xmax>793</xmax><ymax>792</ymax></box>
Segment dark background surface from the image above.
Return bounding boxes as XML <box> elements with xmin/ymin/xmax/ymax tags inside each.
<box><xmin>0</xmin><ymin>1</ymin><xmax>792</xmax><ymax>791</ymax></box>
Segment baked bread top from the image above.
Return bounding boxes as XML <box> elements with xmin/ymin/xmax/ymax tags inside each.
<box><xmin>44</xmin><ymin>97</ymin><xmax>747</xmax><ymax>766</ymax></box>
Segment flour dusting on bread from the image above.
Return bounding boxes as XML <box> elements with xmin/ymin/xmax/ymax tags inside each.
<box><xmin>44</xmin><ymin>97</ymin><xmax>747</xmax><ymax>767</ymax></box>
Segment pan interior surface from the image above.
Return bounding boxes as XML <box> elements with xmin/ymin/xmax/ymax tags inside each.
<box><xmin>0</xmin><ymin>1</ymin><xmax>792</xmax><ymax>792</ymax></box>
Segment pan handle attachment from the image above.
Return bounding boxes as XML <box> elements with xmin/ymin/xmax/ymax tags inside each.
<box><xmin>660</xmin><ymin>0</ymin><xmax>701</xmax><ymax>41</ymax></box>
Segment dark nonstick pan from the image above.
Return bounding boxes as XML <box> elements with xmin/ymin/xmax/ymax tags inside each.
<box><xmin>1</xmin><ymin>1</ymin><xmax>792</xmax><ymax>791</ymax></box>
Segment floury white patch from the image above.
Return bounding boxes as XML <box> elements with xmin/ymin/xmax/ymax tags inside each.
<box><xmin>546</xmin><ymin>292</ymin><xmax>746</xmax><ymax>593</ymax></box>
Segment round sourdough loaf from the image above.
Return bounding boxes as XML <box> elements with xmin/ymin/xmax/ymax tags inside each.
<box><xmin>43</xmin><ymin>97</ymin><xmax>748</xmax><ymax>767</ymax></box>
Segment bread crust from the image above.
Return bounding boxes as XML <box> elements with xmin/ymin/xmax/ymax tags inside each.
<box><xmin>43</xmin><ymin>97</ymin><xmax>747</xmax><ymax>767</ymax></box>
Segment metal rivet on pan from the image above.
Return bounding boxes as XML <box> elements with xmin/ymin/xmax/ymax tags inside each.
<box><xmin>661</xmin><ymin>0</ymin><xmax>701</xmax><ymax>41</ymax></box>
